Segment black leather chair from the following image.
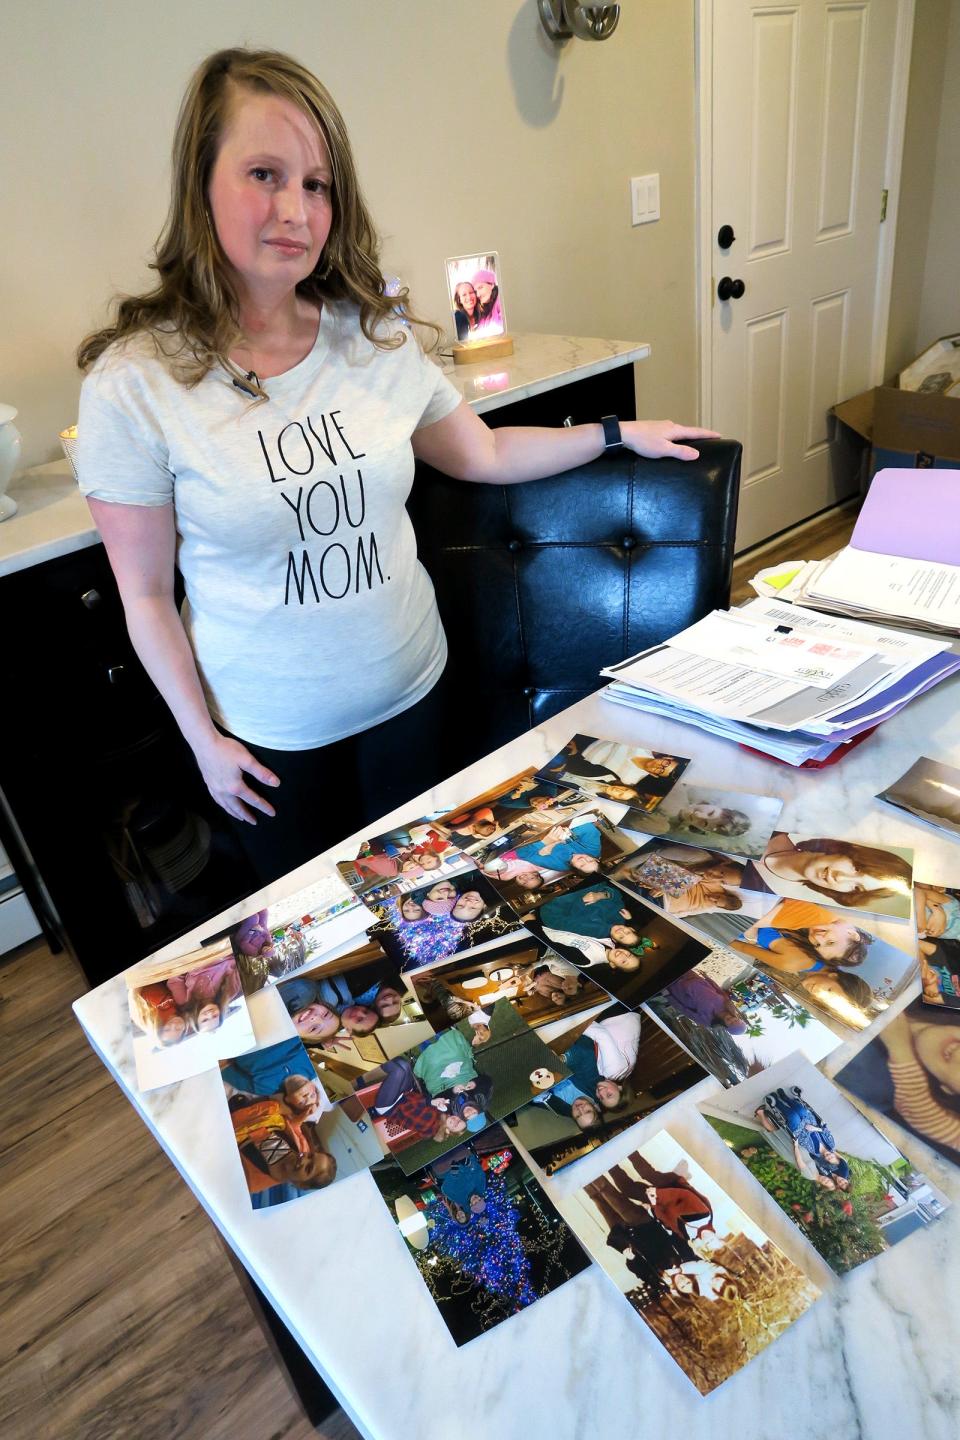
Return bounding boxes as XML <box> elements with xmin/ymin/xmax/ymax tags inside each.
<box><xmin>409</xmin><ymin>438</ymin><xmax>741</xmax><ymax>766</ymax></box>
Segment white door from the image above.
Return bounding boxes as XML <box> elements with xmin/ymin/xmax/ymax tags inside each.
<box><xmin>707</xmin><ymin>0</ymin><xmax>904</xmax><ymax>550</ymax></box>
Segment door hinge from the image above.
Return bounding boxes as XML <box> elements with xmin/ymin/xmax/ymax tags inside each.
<box><xmin>880</xmin><ymin>188</ymin><xmax>889</xmax><ymax>222</ymax></box>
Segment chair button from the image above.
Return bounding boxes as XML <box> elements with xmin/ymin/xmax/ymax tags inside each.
<box><xmin>622</xmin><ymin>535</ymin><xmax>636</xmax><ymax>550</ymax></box>
<box><xmin>523</xmin><ymin>686</ymin><xmax>536</xmax><ymax>699</ymax></box>
<box><xmin>507</xmin><ymin>538</ymin><xmax>522</xmax><ymax>553</ymax></box>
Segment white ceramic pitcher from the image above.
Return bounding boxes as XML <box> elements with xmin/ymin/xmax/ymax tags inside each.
<box><xmin>0</xmin><ymin>404</ymin><xmax>22</xmax><ymax>521</ymax></box>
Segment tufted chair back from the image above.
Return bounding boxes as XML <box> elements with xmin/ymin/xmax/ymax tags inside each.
<box><xmin>408</xmin><ymin>438</ymin><xmax>741</xmax><ymax>764</ymax></box>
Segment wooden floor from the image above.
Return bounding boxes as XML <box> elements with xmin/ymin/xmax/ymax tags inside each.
<box><xmin>0</xmin><ymin>499</ymin><xmax>860</xmax><ymax>1440</ymax></box>
<box><xmin>730</xmin><ymin>497</ymin><xmax>860</xmax><ymax>606</ymax></box>
<box><xmin>0</xmin><ymin>937</ymin><xmax>362</xmax><ymax>1440</ymax></box>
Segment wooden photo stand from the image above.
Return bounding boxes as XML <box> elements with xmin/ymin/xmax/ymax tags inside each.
<box><xmin>452</xmin><ymin>333</ymin><xmax>515</xmax><ymax>366</ymax></box>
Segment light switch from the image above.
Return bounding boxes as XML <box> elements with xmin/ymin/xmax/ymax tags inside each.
<box><xmin>630</xmin><ymin>173</ymin><xmax>661</xmax><ymax>226</ymax></box>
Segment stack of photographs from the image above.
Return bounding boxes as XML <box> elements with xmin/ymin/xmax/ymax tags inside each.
<box><xmin>336</xmin><ymin>817</ymin><xmax>471</xmax><ymax>904</ymax></box>
<box><xmin>644</xmin><ymin>948</ymin><xmax>841</xmax><ymax>1087</ymax></box>
<box><xmin>701</xmin><ymin>1054</ymin><xmax>950</xmax><ymax>1274</ymax></box>
<box><xmin>126</xmin><ymin>943</ymin><xmax>255</xmax><ymax>1091</ymax></box>
<box><xmin>522</xmin><ymin>877</ymin><xmax>710</xmax><ymax>1007</ymax></box>
<box><xmin>370</xmin><ymin>1124</ymin><xmax>590</xmax><ymax>1345</ymax></box>
<box><xmin>727</xmin><ymin>898</ymin><xmax>918</xmax><ymax>1031</ymax></box>
<box><xmin>565</xmin><ymin>1130</ymin><xmax>820</xmax><ymax>1394</ymax></box>
<box><xmin>876</xmin><ymin>755</ymin><xmax>960</xmax><ymax>841</ymax></box>
<box><xmin>276</xmin><ymin>939</ymin><xmax>436</xmax><ymax>1102</ymax></box>
<box><xmin>834</xmin><ymin>997</ymin><xmax>960</xmax><ymax>1168</ymax></box>
<box><xmin>535</xmin><ymin>733</ymin><xmax>690</xmax><ymax>809</ymax></box>
<box><xmin>915</xmin><ymin>881</ymin><xmax>960</xmax><ymax>1008</ymax></box>
<box><xmin>505</xmin><ymin>1001</ymin><xmax>707</xmax><ymax>1175</ymax></box>
<box><xmin>476</xmin><ymin>806</ymin><xmax>639</xmax><ymax>916</ymax></box>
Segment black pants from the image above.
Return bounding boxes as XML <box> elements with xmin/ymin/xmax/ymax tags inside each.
<box><xmin>223</xmin><ymin>667</ymin><xmax>457</xmax><ymax>888</ymax></box>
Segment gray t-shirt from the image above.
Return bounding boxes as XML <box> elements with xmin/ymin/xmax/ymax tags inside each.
<box><xmin>77</xmin><ymin>304</ymin><xmax>462</xmax><ymax>748</ymax></box>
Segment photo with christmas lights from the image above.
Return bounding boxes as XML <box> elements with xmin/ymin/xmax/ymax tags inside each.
<box><xmin>700</xmin><ymin>1053</ymin><xmax>949</xmax><ymax>1274</ymax></box>
<box><xmin>371</xmin><ymin>1124</ymin><xmax>590</xmax><ymax>1345</ymax></box>
<box><xmin>567</xmin><ymin>1130</ymin><xmax>821</xmax><ymax>1394</ymax></box>
<box><xmin>506</xmin><ymin>1002</ymin><xmax>707</xmax><ymax>1175</ymax></box>
<box><xmin>364</xmin><ymin>868</ymin><xmax>521</xmax><ymax>974</ymax></box>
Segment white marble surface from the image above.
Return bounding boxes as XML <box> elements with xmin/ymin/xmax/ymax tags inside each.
<box><xmin>74</xmin><ymin>682</ymin><xmax>960</xmax><ymax>1440</ymax></box>
<box><xmin>0</xmin><ymin>335</ymin><xmax>649</xmax><ymax>578</ymax></box>
<box><xmin>438</xmin><ymin>332</ymin><xmax>650</xmax><ymax>414</ymax></box>
<box><xmin>0</xmin><ymin>460</ymin><xmax>96</xmax><ymax>577</ymax></box>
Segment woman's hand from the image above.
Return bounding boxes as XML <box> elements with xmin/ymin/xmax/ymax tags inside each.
<box><xmin>622</xmin><ymin>421</ymin><xmax>721</xmax><ymax>462</ymax></box>
<box><xmin>193</xmin><ymin>733</ymin><xmax>280</xmax><ymax>824</ymax></box>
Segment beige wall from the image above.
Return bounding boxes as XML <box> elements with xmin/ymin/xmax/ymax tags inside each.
<box><xmin>886</xmin><ymin>0</ymin><xmax>960</xmax><ymax>378</ymax></box>
<box><xmin>0</xmin><ymin>0</ymin><xmax>698</xmax><ymax>471</ymax></box>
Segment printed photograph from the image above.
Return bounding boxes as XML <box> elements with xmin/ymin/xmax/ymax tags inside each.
<box><xmin>276</xmin><ymin>939</ymin><xmax>435</xmax><ymax>1101</ymax></box>
<box><xmin>621</xmin><ymin>783</ymin><xmax>784</xmax><ymax>859</ymax></box>
<box><xmin>506</xmin><ymin>1002</ymin><xmax>707</xmax><ymax>1175</ymax></box>
<box><xmin>644</xmin><ymin>948</ymin><xmax>841</xmax><ymax>1087</ymax></box>
<box><xmin>523</xmin><ymin>878</ymin><xmax>710</xmax><ymax>1008</ymax></box>
<box><xmin>916</xmin><ymin>883</ymin><xmax>960</xmax><ymax>1008</ymax></box>
<box><xmin>753</xmin><ymin>832</ymin><xmax>914</xmax><ymax>922</ymax></box>
<box><xmin>701</xmin><ymin>1053</ymin><xmax>949</xmax><ymax>1274</ymax></box>
<box><xmin>370</xmin><ymin>1124</ymin><xmax>589</xmax><ymax>1345</ymax></box>
<box><xmin>353</xmin><ymin>996</ymin><xmax>572</xmax><ymax>1175</ymax></box>
<box><xmin>729</xmin><ymin>898</ymin><xmax>918</xmax><ymax>1032</ymax></box>
<box><xmin>336</xmin><ymin>817</ymin><xmax>469</xmax><ymax>899</ymax></box>
<box><xmin>834</xmin><ymin>997</ymin><xmax>960</xmax><ymax>1169</ymax></box>
<box><xmin>409</xmin><ymin>937</ymin><xmax>610</xmax><ymax>1034</ymax></box>
<box><xmin>567</xmin><ymin>1131</ymin><xmax>820</xmax><ymax>1395</ymax></box>
<box><xmin>219</xmin><ymin>1037</ymin><xmax>382</xmax><ymax>1207</ymax></box>
<box><xmin>608</xmin><ymin>840</ymin><xmax>774</xmax><ymax>949</ymax></box>
<box><xmin>477</xmin><ymin>808</ymin><xmax>638</xmax><ymax>914</ymax></box>
<box><xmin>445</xmin><ymin>251</ymin><xmax>507</xmax><ymax>343</ymax></box>
<box><xmin>127</xmin><ymin>944</ymin><xmax>254</xmax><ymax>1091</ymax></box>
<box><xmin>536</xmin><ymin>733</ymin><xmax>690</xmax><ymax>809</ymax></box>
<box><xmin>434</xmin><ymin>767</ymin><xmax>582</xmax><ymax>855</ymax></box>
<box><xmin>222</xmin><ymin>871</ymin><xmax>362</xmax><ymax>992</ymax></box>
<box><xmin>365</xmin><ymin>868</ymin><xmax>521</xmax><ymax>974</ymax></box>
<box><xmin>877</xmin><ymin>755</ymin><xmax>960</xmax><ymax>840</ymax></box>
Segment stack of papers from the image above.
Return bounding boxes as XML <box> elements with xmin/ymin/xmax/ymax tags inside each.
<box><xmin>600</xmin><ymin>599</ymin><xmax>960</xmax><ymax>766</ymax></box>
<box><xmin>760</xmin><ymin>469</ymin><xmax>960</xmax><ymax>633</ymax></box>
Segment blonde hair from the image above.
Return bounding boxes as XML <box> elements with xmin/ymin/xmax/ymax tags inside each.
<box><xmin>77</xmin><ymin>47</ymin><xmax>440</xmax><ymax>390</ymax></box>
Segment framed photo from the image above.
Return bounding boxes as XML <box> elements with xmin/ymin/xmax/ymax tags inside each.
<box><xmin>444</xmin><ymin>251</ymin><xmax>507</xmax><ymax>343</ymax></box>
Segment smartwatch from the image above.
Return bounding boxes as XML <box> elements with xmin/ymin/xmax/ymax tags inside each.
<box><xmin>600</xmin><ymin>414</ymin><xmax>623</xmax><ymax>451</ymax></box>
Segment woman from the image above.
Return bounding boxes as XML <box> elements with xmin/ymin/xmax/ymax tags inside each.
<box><xmin>452</xmin><ymin>281</ymin><xmax>480</xmax><ymax>341</ymax></box>
<box><xmin>735</xmin><ymin>900</ymin><xmax>872</xmax><ymax>975</ymax></box>
<box><xmin>472</xmin><ymin>269</ymin><xmax>504</xmax><ymax>335</ymax></box>
<box><xmin>756</xmin><ymin>835</ymin><xmax>912</xmax><ymax>910</ymax></box>
<box><xmin>76</xmin><ymin>48</ymin><xmax>715</xmax><ymax>886</ymax></box>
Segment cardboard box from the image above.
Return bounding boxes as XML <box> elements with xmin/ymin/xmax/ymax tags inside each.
<box><xmin>832</xmin><ymin>383</ymin><xmax>960</xmax><ymax>489</ymax></box>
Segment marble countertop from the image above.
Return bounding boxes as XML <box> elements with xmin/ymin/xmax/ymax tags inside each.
<box><xmin>0</xmin><ymin>335</ymin><xmax>649</xmax><ymax>579</ymax></box>
<box><xmin>74</xmin><ymin>682</ymin><xmax>960</xmax><ymax>1440</ymax></box>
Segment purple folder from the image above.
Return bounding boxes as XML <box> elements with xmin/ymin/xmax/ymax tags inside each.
<box><xmin>852</xmin><ymin>468</ymin><xmax>960</xmax><ymax>563</ymax></box>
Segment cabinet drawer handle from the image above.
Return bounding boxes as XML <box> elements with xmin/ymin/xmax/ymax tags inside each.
<box><xmin>80</xmin><ymin>588</ymin><xmax>102</xmax><ymax>610</ymax></box>
<box><xmin>107</xmin><ymin>664</ymin><xmax>126</xmax><ymax>685</ymax></box>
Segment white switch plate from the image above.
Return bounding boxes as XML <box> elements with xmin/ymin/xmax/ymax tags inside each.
<box><xmin>630</xmin><ymin>173</ymin><xmax>660</xmax><ymax>226</ymax></box>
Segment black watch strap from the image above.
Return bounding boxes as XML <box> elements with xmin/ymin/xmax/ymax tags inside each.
<box><xmin>600</xmin><ymin>414</ymin><xmax>623</xmax><ymax>451</ymax></box>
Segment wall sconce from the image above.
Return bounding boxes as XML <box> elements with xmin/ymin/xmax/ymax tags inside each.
<box><xmin>538</xmin><ymin>1</ymin><xmax>621</xmax><ymax>42</ymax></box>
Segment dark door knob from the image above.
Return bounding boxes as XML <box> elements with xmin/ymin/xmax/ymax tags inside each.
<box><xmin>717</xmin><ymin>276</ymin><xmax>745</xmax><ymax>301</ymax></box>
<box><xmin>717</xmin><ymin>224</ymin><xmax>736</xmax><ymax>249</ymax></box>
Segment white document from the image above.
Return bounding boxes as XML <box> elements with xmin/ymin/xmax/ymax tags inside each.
<box><xmin>806</xmin><ymin>548</ymin><xmax>960</xmax><ymax>630</ymax></box>
<box><xmin>668</xmin><ymin>609</ymin><xmax>877</xmax><ymax>688</ymax></box>
<box><xmin>741</xmin><ymin>598</ymin><xmax>950</xmax><ymax>663</ymax></box>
